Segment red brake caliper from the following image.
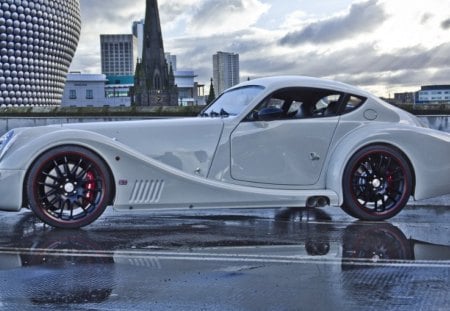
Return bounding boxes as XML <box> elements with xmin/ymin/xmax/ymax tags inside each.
<box><xmin>386</xmin><ymin>171</ymin><xmax>394</xmax><ymax>195</ymax></box>
<box><xmin>84</xmin><ymin>171</ymin><xmax>95</xmax><ymax>204</ymax></box>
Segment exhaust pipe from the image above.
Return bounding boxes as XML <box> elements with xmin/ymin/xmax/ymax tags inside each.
<box><xmin>317</xmin><ymin>196</ymin><xmax>329</xmax><ymax>207</ymax></box>
<box><xmin>306</xmin><ymin>197</ymin><xmax>318</xmax><ymax>208</ymax></box>
<box><xmin>306</xmin><ymin>196</ymin><xmax>329</xmax><ymax>208</ymax></box>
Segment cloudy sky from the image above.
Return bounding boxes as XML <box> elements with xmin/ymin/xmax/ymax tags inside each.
<box><xmin>71</xmin><ymin>0</ymin><xmax>450</xmax><ymax>97</ymax></box>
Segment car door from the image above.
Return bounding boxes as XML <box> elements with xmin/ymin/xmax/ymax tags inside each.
<box><xmin>230</xmin><ymin>88</ymin><xmax>342</xmax><ymax>186</ymax></box>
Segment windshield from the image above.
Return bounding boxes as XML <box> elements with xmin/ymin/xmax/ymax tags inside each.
<box><xmin>201</xmin><ymin>85</ymin><xmax>265</xmax><ymax>117</ymax></box>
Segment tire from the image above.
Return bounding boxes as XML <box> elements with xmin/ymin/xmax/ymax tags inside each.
<box><xmin>341</xmin><ymin>145</ymin><xmax>413</xmax><ymax>221</ymax></box>
<box><xmin>26</xmin><ymin>146</ymin><xmax>113</xmax><ymax>229</ymax></box>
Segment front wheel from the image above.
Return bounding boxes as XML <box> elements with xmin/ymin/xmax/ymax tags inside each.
<box><xmin>341</xmin><ymin>145</ymin><xmax>413</xmax><ymax>221</ymax></box>
<box><xmin>26</xmin><ymin>146</ymin><xmax>113</xmax><ymax>229</ymax></box>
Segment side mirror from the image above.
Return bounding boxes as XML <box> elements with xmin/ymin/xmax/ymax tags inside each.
<box><xmin>257</xmin><ymin>107</ymin><xmax>284</xmax><ymax>121</ymax></box>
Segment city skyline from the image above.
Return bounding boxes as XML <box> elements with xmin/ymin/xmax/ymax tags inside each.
<box><xmin>70</xmin><ymin>0</ymin><xmax>450</xmax><ymax>97</ymax></box>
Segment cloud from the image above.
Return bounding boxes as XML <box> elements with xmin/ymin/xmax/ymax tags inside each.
<box><xmin>441</xmin><ymin>18</ymin><xmax>450</xmax><ymax>30</ymax></box>
<box><xmin>228</xmin><ymin>41</ymin><xmax>450</xmax><ymax>92</ymax></box>
<box><xmin>279</xmin><ymin>0</ymin><xmax>386</xmax><ymax>46</ymax></box>
<box><xmin>79</xmin><ymin>0</ymin><xmax>144</xmax><ymax>28</ymax></box>
<box><xmin>71</xmin><ymin>0</ymin><xmax>146</xmax><ymax>72</ymax></box>
<box><xmin>160</xmin><ymin>1</ymin><xmax>194</xmax><ymax>20</ymax></box>
<box><xmin>71</xmin><ymin>0</ymin><xmax>450</xmax><ymax>97</ymax></box>
<box><xmin>420</xmin><ymin>13</ymin><xmax>433</xmax><ymax>25</ymax></box>
<box><xmin>167</xmin><ymin>22</ymin><xmax>450</xmax><ymax>94</ymax></box>
<box><xmin>159</xmin><ymin>0</ymin><xmax>203</xmax><ymax>28</ymax></box>
<box><xmin>186</xmin><ymin>0</ymin><xmax>270</xmax><ymax>35</ymax></box>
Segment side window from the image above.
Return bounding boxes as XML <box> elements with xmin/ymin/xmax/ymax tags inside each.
<box><xmin>342</xmin><ymin>95</ymin><xmax>366</xmax><ymax>114</ymax></box>
<box><xmin>246</xmin><ymin>87</ymin><xmax>343</xmax><ymax>121</ymax></box>
<box><xmin>288</xmin><ymin>101</ymin><xmax>303</xmax><ymax>114</ymax></box>
<box><xmin>245</xmin><ymin>97</ymin><xmax>287</xmax><ymax>121</ymax></box>
<box><xmin>261</xmin><ymin>97</ymin><xmax>285</xmax><ymax>110</ymax></box>
<box><xmin>312</xmin><ymin>94</ymin><xmax>342</xmax><ymax>117</ymax></box>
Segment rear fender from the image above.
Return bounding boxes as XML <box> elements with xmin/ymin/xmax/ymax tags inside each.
<box><xmin>326</xmin><ymin>125</ymin><xmax>450</xmax><ymax>204</ymax></box>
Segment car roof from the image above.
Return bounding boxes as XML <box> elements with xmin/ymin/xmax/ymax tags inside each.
<box><xmin>231</xmin><ymin>75</ymin><xmax>373</xmax><ymax>98</ymax></box>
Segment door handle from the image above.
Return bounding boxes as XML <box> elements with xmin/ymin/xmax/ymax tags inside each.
<box><xmin>310</xmin><ymin>152</ymin><xmax>321</xmax><ymax>161</ymax></box>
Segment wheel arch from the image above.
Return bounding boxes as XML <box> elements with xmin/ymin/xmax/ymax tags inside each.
<box><xmin>326</xmin><ymin>140</ymin><xmax>416</xmax><ymax>205</ymax></box>
<box><xmin>22</xmin><ymin>144</ymin><xmax>117</xmax><ymax>208</ymax></box>
<box><xmin>345</xmin><ymin>142</ymin><xmax>416</xmax><ymax>195</ymax></box>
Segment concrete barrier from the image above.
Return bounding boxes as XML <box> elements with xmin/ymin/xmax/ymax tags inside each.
<box><xmin>0</xmin><ymin>117</ymin><xmax>155</xmax><ymax>136</ymax></box>
<box><xmin>419</xmin><ymin>116</ymin><xmax>450</xmax><ymax>133</ymax></box>
<box><xmin>0</xmin><ymin>116</ymin><xmax>449</xmax><ymax>136</ymax></box>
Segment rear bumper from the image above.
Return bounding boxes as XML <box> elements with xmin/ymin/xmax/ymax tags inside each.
<box><xmin>0</xmin><ymin>170</ymin><xmax>25</xmax><ymax>211</ymax></box>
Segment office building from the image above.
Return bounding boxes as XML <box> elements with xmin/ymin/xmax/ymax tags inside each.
<box><xmin>165</xmin><ymin>53</ymin><xmax>177</xmax><ymax>72</ymax></box>
<box><xmin>175</xmin><ymin>70</ymin><xmax>205</xmax><ymax>106</ymax></box>
<box><xmin>100</xmin><ymin>34</ymin><xmax>138</xmax><ymax>83</ymax></box>
<box><xmin>132</xmin><ymin>19</ymin><xmax>145</xmax><ymax>61</ymax></box>
<box><xmin>394</xmin><ymin>92</ymin><xmax>415</xmax><ymax>104</ymax></box>
<box><xmin>62</xmin><ymin>72</ymin><xmax>130</xmax><ymax>107</ymax></box>
<box><xmin>0</xmin><ymin>0</ymin><xmax>81</xmax><ymax>106</ymax></box>
<box><xmin>62</xmin><ymin>73</ymin><xmax>108</xmax><ymax>107</ymax></box>
<box><xmin>213</xmin><ymin>51</ymin><xmax>240</xmax><ymax>94</ymax></box>
<box><xmin>417</xmin><ymin>85</ymin><xmax>450</xmax><ymax>103</ymax></box>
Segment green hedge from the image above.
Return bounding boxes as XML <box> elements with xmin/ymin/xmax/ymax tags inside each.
<box><xmin>0</xmin><ymin>106</ymin><xmax>205</xmax><ymax>117</ymax></box>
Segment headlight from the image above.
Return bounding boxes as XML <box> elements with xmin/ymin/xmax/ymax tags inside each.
<box><xmin>0</xmin><ymin>130</ymin><xmax>15</xmax><ymax>160</ymax></box>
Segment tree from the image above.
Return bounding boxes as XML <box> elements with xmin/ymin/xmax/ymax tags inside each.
<box><xmin>206</xmin><ymin>78</ymin><xmax>216</xmax><ymax>105</ymax></box>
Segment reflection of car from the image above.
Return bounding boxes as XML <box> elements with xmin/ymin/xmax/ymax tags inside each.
<box><xmin>0</xmin><ymin>76</ymin><xmax>449</xmax><ymax>228</ymax></box>
<box><xmin>342</xmin><ymin>222</ymin><xmax>450</xmax><ymax>266</ymax></box>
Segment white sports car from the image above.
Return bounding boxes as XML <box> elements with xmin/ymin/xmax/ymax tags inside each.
<box><xmin>0</xmin><ymin>76</ymin><xmax>449</xmax><ymax>228</ymax></box>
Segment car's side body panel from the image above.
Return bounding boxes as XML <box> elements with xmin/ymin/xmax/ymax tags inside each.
<box><xmin>60</xmin><ymin>118</ymin><xmax>225</xmax><ymax>178</ymax></box>
<box><xmin>230</xmin><ymin>117</ymin><xmax>339</xmax><ymax>185</ymax></box>
<box><xmin>107</xmin><ymin>144</ymin><xmax>340</xmax><ymax>210</ymax></box>
<box><xmin>0</xmin><ymin>127</ymin><xmax>341</xmax><ymax>211</ymax></box>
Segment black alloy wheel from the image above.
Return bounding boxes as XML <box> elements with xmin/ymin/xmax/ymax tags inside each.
<box><xmin>341</xmin><ymin>145</ymin><xmax>413</xmax><ymax>221</ymax></box>
<box><xmin>26</xmin><ymin>146</ymin><xmax>113</xmax><ymax>229</ymax></box>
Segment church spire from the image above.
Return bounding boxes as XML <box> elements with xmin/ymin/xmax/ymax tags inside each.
<box><xmin>134</xmin><ymin>0</ymin><xmax>178</xmax><ymax>106</ymax></box>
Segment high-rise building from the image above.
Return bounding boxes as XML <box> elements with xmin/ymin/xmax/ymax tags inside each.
<box><xmin>0</xmin><ymin>0</ymin><xmax>81</xmax><ymax>106</ymax></box>
<box><xmin>213</xmin><ymin>51</ymin><xmax>240</xmax><ymax>95</ymax></box>
<box><xmin>165</xmin><ymin>53</ymin><xmax>177</xmax><ymax>72</ymax></box>
<box><xmin>100</xmin><ymin>34</ymin><xmax>137</xmax><ymax>84</ymax></box>
<box><xmin>132</xmin><ymin>19</ymin><xmax>145</xmax><ymax>61</ymax></box>
<box><xmin>134</xmin><ymin>0</ymin><xmax>178</xmax><ymax>106</ymax></box>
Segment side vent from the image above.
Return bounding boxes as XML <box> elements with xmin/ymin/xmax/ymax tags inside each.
<box><xmin>129</xmin><ymin>180</ymin><xmax>165</xmax><ymax>204</ymax></box>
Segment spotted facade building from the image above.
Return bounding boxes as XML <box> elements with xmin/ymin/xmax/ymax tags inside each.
<box><xmin>0</xmin><ymin>0</ymin><xmax>81</xmax><ymax>106</ymax></box>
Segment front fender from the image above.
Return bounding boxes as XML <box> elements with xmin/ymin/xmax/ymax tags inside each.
<box><xmin>0</xmin><ymin>128</ymin><xmax>125</xmax><ymax>171</ymax></box>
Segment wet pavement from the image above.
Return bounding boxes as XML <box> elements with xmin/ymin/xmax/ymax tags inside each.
<box><xmin>0</xmin><ymin>201</ymin><xmax>449</xmax><ymax>310</ymax></box>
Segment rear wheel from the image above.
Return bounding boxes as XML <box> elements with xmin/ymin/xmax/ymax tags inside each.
<box><xmin>26</xmin><ymin>146</ymin><xmax>113</xmax><ymax>229</ymax></box>
<box><xmin>341</xmin><ymin>145</ymin><xmax>412</xmax><ymax>221</ymax></box>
